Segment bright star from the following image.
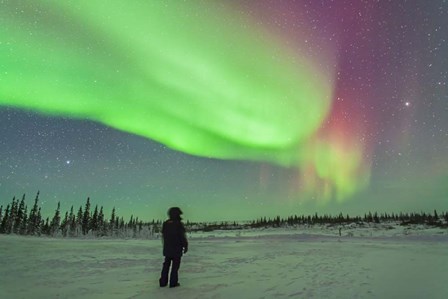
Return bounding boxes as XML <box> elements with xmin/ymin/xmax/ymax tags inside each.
<box><xmin>405</xmin><ymin>102</ymin><xmax>410</xmax><ymax>107</ymax></box>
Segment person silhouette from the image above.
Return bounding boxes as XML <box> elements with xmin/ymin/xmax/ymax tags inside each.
<box><xmin>159</xmin><ymin>207</ymin><xmax>188</xmax><ymax>288</ymax></box>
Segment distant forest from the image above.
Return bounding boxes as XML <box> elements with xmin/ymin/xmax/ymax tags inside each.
<box><xmin>1</xmin><ymin>192</ymin><xmax>447</xmax><ymax>238</ymax></box>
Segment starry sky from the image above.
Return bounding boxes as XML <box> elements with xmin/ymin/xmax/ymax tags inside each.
<box><xmin>1</xmin><ymin>0</ymin><xmax>447</xmax><ymax>222</ymax></box>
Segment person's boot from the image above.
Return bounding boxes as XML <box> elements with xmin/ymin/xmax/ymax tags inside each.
<box><xmin>159</xmin><ymin>278</ymin><xmax>168</xmax><ymax>287</ymax></box>
<box><xmin>169</xmin><ymin>283</ymin><xmax>180</xmax><ymax>288</ymax></box>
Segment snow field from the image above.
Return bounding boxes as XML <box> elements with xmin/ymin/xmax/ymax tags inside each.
<box><xmin>0</xmin><ymin>231</ymin><xmax>447</xmax><ymax>299</ymax></box>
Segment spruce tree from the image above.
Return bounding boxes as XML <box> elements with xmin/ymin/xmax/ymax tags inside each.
<box><xmin>91</xmin><ymin>205</ymin><xmax>99</xmax><ymax>235</ymax></box>
<box><xmin>138</xmin><ymin>220</ymin><xmax>143</xmax><ymax>232</ymax></box>
<box><xmin>50</xmin><ymin>202</ymin><xmax>61</xmax><ymax>236</ymax></box>
<box><xmin>82</xmin><ymin>197</ymin><xmax>91</xmax><ymax>235</ymax></box>
<box><xmin>75</xmin><ymin>206</ymin><xmax>83</xmax><ymax>236</ymax></box>
<box><xmin>36</xmin><ymin>207</ymin><xmax>42</xmax><ymax>236</ymax></box>
<box><xmin>129</xmin><ymin>215</ymin><xmax>134</xmax><ymax>229</ymax></box>
<box><xmin>115</xmin><ymin>217</ymin><xmax>119</xmax><ymax>230</ymax></box>
<box><xmin>132</xmin><ymin>217</ymin><xmax>138</xmax><ymax>237</ymax></box>
<box><xmin>43</xmin><ymin>217</ymin><xmax>50</xmax><ymax>235</ymax></box>
<box><xmin>373</xmin><ymin>212</ymin><xmax>380</xmax><ymax>223</ymax></box>
<box><xmin>98</xmin><ymin>206</ymin><xmax>105</xmax><ymax>236</ymax></box>
<box><xmin>110</xmin><ymin>207</ymin><xmax>116</xmax><ymax>235</ymax></box>
<box><xmin>69</xmin><ymin>206</ymin><xmax>76</xmax><ymax>237</ymax></box>
<box><xmin>0</xmin><ymin>204</ymin><xmax>10</xmax><ymax>233</ymax></box>
<box><xmin>0</xmin><ymin>205</ymin><xmax>3</xmax><ymax>228</ymax></box>
<box><xmin>28</xmin><ymin>191</ymin><xmax>40</xmax><ymax>235</ymax></box>
<box><xmin>14</xmin><ymin>195</ymin><xmax>26</xmax><ymax>234</ymax></box>
<box><xmin>119</xmin><ymin>217</ymin><xmax>124</xmax><ymax>229</ymax></box>
<box><xmin>275</xmin><ymin>216</ymin><xmax>280</xmax><ymax>227</ymax></box>
<box><xmin>60</xmin><ymin>211</ymin><xmax>69</xmax><ymax>237</ymax></box>
<box><xmin>7</xmin><ymin>197</ymin><xmax>17</xmax><ymax>233</ymax></box>
<box><xmin>20</xmin><ymin>206</ymin><xmax>28</xmax><ymax>235</ymax></box>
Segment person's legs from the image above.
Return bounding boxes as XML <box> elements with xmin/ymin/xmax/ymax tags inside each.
<box><xmin>169</xmin><ymin>257</ymin><xmax>181</xmax><ymax>287</ymax></box>
<box><xmin>159</xmin><ymin>257</ymin><xmax>172</xmax><ymax>287</ymax></box>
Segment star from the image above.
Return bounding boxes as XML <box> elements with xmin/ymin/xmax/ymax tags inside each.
<box><xmin>405</xmin><ymin>102</ymin><xmax>410</xmax><ymax>107</ymax></box>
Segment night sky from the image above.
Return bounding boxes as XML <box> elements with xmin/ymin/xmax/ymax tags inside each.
<box><xmin>1</xmin><ymin>0</ymin><xmax>447</xmax><ymax>222</ymax></box>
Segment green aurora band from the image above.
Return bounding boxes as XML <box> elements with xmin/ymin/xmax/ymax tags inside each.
<box><xmin>0</xmin><ymin>1</ymin><xmax>369</xmax><ymax>201</ymax></box>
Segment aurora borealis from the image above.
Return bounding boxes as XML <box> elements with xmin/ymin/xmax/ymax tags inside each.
<box><xmin>1</xmin><ymin>0</ymin><xmax>447</xmax><ymax>221</ymax></box>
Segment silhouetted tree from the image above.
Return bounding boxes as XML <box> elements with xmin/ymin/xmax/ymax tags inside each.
<box><xmin>69</xmin><ymin>206</ymin><xmax>77</xmax><ymax>237</ymax></box>
<box><xmin>20</xmin><ymin>206</ymin><xmax>28</xmax><ymax>235</ymax></box>
<box><xmin>82</xmin><ymin>197</ymin><xmax>91</xmax><ymax>235</ymax></box>
<box><xmin>0</xmin><ymin>204</ymin><xmax>10</xmax><ymax>233</ymax></box>
<box><xmin>373</xmin><ymin>212</ymin><xmax>380</xmax><ymax>223</ymax></box>
<box><xmin>27</xmin><ymin>191</ymin><xmax>41</xmax><ymax>235</ymax></box>
<box><xmin>98</xmin><ymin>206</ymin><xmax>105</xmax><ymax>235</ymax></box>
<box><xmin>43</xmin><ymin>217</ymin><xmax>50</xmax><ymax>235</ymax></box>
<box><xmin>76</xmin><ymin>206</ymin><xmax>83</xmax><ymax>235</ymax></box>
<box><xmin>36</xmin><ymin>207</ymin><xmax>42</xmax><ymax>236</ymax></box>
<box><xmin>91</xmin><ymin>205</ymin><xmax>99</xmax><ymax>234</ymax></box>
<box><xmin>14</xmin><ymin>195</ymin><xmax>26</xmax><ymax>234</ymax></box>
<box><xmin>110</xmin><ymin>207</ymin><xmax>116</xmax><ymax>235</ymax></box>
<box><xmin>50</xmin><ymin>202</ymin><xmax>61</xmax><ymax>235</ymax></box>
<box><xmin>60</xmin><ymin>211</ymin><xmax>69</xmax><ymax>237</ymax></box>
<box><xmin>6</xmin><ymin>197</ymin><xmax>18</xmax><ymax>233</ymax></box>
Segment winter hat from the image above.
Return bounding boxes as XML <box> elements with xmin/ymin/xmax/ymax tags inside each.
<box><xmin>168</xmin><ymin>207</ymin><xmax>183</xmax><ymax>220</ymax></box>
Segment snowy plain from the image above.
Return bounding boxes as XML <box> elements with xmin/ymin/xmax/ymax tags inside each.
<box><xmin>1</xmin><ymin>225</ymin><xmax>447</xmax><ymax>299</ymax></box>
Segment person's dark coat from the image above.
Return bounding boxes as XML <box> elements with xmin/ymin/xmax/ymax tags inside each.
<box><xmin>162</xmin><ymin>219</ymin><xmax>188</xmax><ymax>257</ymax></box>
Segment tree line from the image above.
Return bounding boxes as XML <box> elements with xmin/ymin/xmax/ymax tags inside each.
<box><xmin>247</xmin><ymin>210</ymin><xmax>448</xmax><ymax>228</ymax></box>
<box><xmin>0</xmin><ymin>192</ymin><xmax>447</xmax><ymax>238</ymax></box>
<box><xmin>0</xmin><ymin>191</ymin><xmax>160</xmax><ymax>238</ymax></box>
<box><xmin>186</xmin><ymin>210</ymin><xmax>448</xmax><ymax>232</ymax></box>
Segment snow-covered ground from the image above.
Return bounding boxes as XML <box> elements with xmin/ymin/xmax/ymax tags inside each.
<box><xmin>1</xmin><ymin>226</ymin><xmax>447</xmax><ymax>299</ymax></box>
